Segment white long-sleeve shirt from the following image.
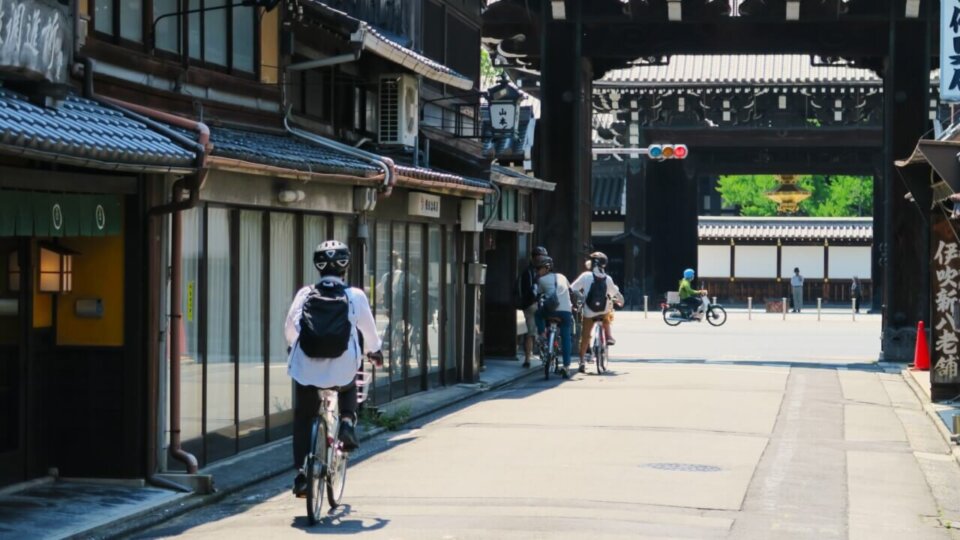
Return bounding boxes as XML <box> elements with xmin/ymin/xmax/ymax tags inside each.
<box><xmin>285</xmin><ymin>277</ymin><xmax>382</xmax><ymax>388</ymax></box>
<box><xmin>571</xmin><ymin>270</ymin><xmax>623</xmax><ymax>319</ymax></box>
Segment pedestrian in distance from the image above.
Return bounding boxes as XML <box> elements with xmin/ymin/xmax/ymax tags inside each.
<box><xmin>851</xmin><ymin>275</ymin><xmax>862</xmax><ymax>313</ymax></box>
<box><xmin>515</xmin><ymin>246</ymin><xmax>548</xmax><ymax>368</ymax></box>
<box><xmin>791</xmin><ymin>267</ymin><xmax>804</xmax><ymax>313</ymax></box>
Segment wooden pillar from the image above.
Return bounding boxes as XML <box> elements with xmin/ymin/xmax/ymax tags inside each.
<box><xmin>881</xmin><ymin>14</ymin><xmax>932</xmax><ymax>361</ymax></box>
<box><xmin>537</xmin><ymin>1</ymin><xmax>592</xmax><ymax>277</ymax></box>
<box><xmin>647</xmin><ymin>161</ymin><xmax>697</xmax><ymax>298</ymax></box>
<box><xmin>623</xmin><ymin>157</ymin><xmax>646</xmax><ymax>295</ymax></box>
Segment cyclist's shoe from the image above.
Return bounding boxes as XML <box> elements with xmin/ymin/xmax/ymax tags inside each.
<box><xmin>293</xmin><ymin>472</ymin><xmax>307</xmax><ymax>498</ymax></box>
<box><xmin>578</xmin><ymin>363</ymin><xmax>586</xmax><ymax>374</ymax></box>
<box><xmin>560</xmin><ymin>367</ymin><xmax>570</xmax><ymax>379</ymax></box>
<box><xmin>607</xmin><ymin>337</ymin><xmax>616</xmax><ymax>346</ymax></box>
<box><xmin>521</xmin><ymin>361</ymin><xmax>531</xmax><ymax>368</ymax></box>
<box><xmin>339</xmin><ymin>420</ymin><xmax>359</xmax><ymax>452</ymax></box>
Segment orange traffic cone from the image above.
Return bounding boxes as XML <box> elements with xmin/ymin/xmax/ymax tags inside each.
<box><xmin>912</xmin><ymin>320</ymin><xmax>930</xmax><ymax>371</ymax></box>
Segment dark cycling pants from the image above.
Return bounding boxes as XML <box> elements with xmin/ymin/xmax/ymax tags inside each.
<box><xmin>293</xmin><ymin>380</ymin><xmax>357</xmax><ymax>470</ymax></box>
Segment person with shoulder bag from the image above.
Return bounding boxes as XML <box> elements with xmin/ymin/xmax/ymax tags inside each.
<box><xmin>534</xmin><ymin>256</ymin><xmax>575</xmax><ymax>378</ymax></box>
<box><xmin>285</xmin><ymin>240</ymin><xmax>383</xmax><ymax>497</ymax></box>
<box><xmin>515</xmin><ymin>246</ymin><xmax>548</xmax><ymax>368</ymax></box>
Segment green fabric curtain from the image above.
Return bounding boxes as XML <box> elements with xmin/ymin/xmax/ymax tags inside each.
<box><xmin>0</xmin><ymin>191</ymin><xmax>122</xmax><ymax>237</ymax></box>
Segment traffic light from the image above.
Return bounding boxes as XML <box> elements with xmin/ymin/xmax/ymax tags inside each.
<box><xmin>647</xmin><ymin>144</ymin><xmax>688</xmax><ymax>160</ymax></box>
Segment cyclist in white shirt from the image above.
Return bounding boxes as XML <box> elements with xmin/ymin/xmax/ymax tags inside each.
<box><xmin>571</xmin><ymin>252</ymin><xmax>624</xmax><ymax>373</ymax></box>
<box><xmin>285</xmin><ymin>240</ymin><xmax>382</xmax><ymax>497</ymax></box>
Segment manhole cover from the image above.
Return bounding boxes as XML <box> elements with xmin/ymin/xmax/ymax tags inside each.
<box><xmin>644</xmin><ymin>462</ymin><xmax>722</xmax><ymax>473</ymax></box>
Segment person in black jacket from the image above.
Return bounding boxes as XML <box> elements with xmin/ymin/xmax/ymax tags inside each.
<box><xmin>516</xmin><ymin>246</ymin><xmax>548</xmax><ymax>368</ymax></box>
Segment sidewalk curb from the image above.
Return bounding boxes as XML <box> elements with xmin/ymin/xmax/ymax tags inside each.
<box><xmin>899</xmin><ymin>369</ymin><xmax>960</xmax><ymax>467</ymax></box>
<box><xmin>81</xmin><ymin>366</ymin><xmax>538</xmax><ymax>540</ymax></box>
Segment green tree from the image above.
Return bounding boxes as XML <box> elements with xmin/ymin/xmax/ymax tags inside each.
<box><xmin>481</xmin><ymin>49</ymin><xmax>501</xmax><ymax>81</ymax></box>
<box><xmin>716</xmin><ymin>174</ymin><xmax>873</xmax><ymax>217</ymax></box>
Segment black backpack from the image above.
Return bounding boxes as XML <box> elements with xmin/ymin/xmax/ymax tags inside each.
<box><xmin>298</xmin><ymin>280</ymin><xmax>352</xmax><ymax>359</ymax></box>
<box><xmin>585</xmin><ymin>275</ymin><xmax>608</xmax><ymax>312</ymax></box>
<box><xmin>514</xmin><ymin>266</ymin><xmax>537</xmax><ymax>309</ymax></box>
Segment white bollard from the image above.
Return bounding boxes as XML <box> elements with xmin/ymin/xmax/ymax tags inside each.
<box><xmin>852</xmin><ymin>297</ymin><xmax>856</xmax><ymax>322</ymax></box>
<box><xmin>782</xmin><ymin>297</ymin><xmax>787</xmax><ymax>321</ymax></box>
<box><xmin>644</xmin><ymin>295</ymin><xmax>648</xmax><ymax>319</ymax></box>
<box><xmin>712</xmin><ymin>296</ymin><xmax>717</xmax><ymax>306</ymax></box>
<box><xmin>748</xmin><ymin>297</ymin><xmax>752</xmax><ymax>320</ymax></box>
<box><xmin>817</xmin><ymin>297</ymin><xmax>822</xmax><ymax>321</ymax></box>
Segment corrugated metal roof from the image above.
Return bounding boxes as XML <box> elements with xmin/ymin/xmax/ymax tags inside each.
<box><xmin>600</xmin><ymin>55</ymin><xmax>881</xmax><ymax>87</ymax></box>
<box><xmin>208</xmin><ymin>127</ymin><xmax>381</xmax><ymax>177</ymax></box>
<box><xmin>0</xmin><ymin>89</ymin><xmax>195</xmax><ymax>170</ymax></box>
<box><xmin>592</xmin><ymin>160</ymin><xmax>626</xmax><ymax>215</ymax></box>
<box><xmin>699</xmin><ymin>216</ymin><xmax>873</xmax><ymax>242</ymax></box>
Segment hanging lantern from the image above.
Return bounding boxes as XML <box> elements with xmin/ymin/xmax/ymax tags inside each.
<box><xmin>765</xmin><ymin>174</ymin><xmax>811</xmax><ymax>214</ymax></box>
<box><xmin>487</xmin><ymin>74</ymin><xmax>522</xmax><ymax>135</ymax></box>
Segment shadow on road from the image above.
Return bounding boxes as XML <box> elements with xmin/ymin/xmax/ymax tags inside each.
<box><xmin>289</xmin><ymin>504</ymin><xmax>390</xmax><ymax>534</ymax></box>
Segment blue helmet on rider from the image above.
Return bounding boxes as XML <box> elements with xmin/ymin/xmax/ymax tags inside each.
<box><xmin>683</xmin><ymin>268</ymin><xmax>695</xmax><ymax>280</ymax></box>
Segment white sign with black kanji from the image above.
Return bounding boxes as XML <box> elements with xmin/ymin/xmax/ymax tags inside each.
<box><xmin>489</xmin><ymin>102</ymin><xmax>517</xmax><ymax>133</ymax></box>
<box><xmin>942</xmin><ymin>0</ymin><xmax>960</xmax><ymax>102</ymax></box>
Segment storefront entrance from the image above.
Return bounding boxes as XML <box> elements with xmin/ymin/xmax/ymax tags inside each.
<box><xmin>0</xmin><ymin>238</ymin><xmax>26</xmax><ymax>486</ymax></box>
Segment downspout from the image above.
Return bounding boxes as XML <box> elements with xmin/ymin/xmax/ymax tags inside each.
<box><xmin>283</xmin><ymin>109</ymin><xmax>396</xmax><ymax>196</ymax></box>
<box><xmin>75</xmin><ymin>36</ymin><xmax>207</xmax><ymax>484</ymax></box>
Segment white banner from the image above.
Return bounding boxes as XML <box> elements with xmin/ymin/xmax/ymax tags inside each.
<box><xmin>942</xmin><ymin>0</ymin><xmax>960</xmax><ymax>102</ymax></box>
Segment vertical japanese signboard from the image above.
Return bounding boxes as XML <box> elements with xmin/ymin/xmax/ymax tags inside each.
<box><xmin>0</xmin><ymin>0</ymin><xmax>71</xmax><ymax>85</ymax></box>
<box><xmin>943</xmin><ymin>0</ymin><xmax>960</xmax><ymax>102</ymax></box>
<box><xmin>932</xmin><ymin>216</ymin><xmax>960</xmax><ymax>389</ymax></box>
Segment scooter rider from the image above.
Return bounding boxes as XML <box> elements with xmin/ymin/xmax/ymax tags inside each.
<box><xmin>678</xmin><ymin>268</ymin><xmax>708</xmax><ymax>320</ymax></box>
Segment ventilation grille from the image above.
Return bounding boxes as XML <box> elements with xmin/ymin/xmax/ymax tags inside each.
<box><xmin>379</xmin><ymin>78</ymin><xmax>400</xmax><ymax>144</ymax></box>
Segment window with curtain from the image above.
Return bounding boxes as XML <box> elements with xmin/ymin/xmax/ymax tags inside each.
<box><xmin>407</xmin><ymin>224</ymin><xmax>424</xmax><ymax>389</ymax></box>
<box><xmin>268</xmin><ymin>213</ymin><xmax>295</xmax><ymax>426</ymax></box>
<box><xmin>427</xmin><ymin>225</ymin><xmax>441</xmax><ymax>379</ymax></box>
<box><xmin>238</xmin><ymin>211</ymin><xmax>264</xmax><ymax>433</ymax></box>
<box><xmin>333</xmin><ymin>215</ymin><xmax>352</xmax><ymax>247</ymax></box>
<box><xmin>180</xmin><ymin>207</ymin><xmax>203</xmax><ymax>441</ymax></box>
<box><xmin>444</xmin><ymin>229</ymin><xmax>457</xmax><ymax>378</ymax></box>
<box><xmin>373</xmin><ymin>222</ymin><xmax>392</xmax><ymax>403</ymax></box>
<box><xmin>93</xmin><ymin>0</ymin><xmax>143</xmax><ymax>42</ymax></box>
<box><xmin>302</xmin><ymin>215</ymin><xmax>327</xmax><ymax>286</ymax></box>
<box><xmin>206</xmin><ymin>207</ymin><xmax>234</xmax><ymax>433</ymax></box>
<box><xmin>390</xmin><ymin>225</ymin><xmax>407</xmax><ymax>395</ymax></box>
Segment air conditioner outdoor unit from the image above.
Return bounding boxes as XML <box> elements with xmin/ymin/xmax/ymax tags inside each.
<box><xmin>379</xmin><ymin>74</ymin><xmax>418</xmax><ymax>147</ymax></box>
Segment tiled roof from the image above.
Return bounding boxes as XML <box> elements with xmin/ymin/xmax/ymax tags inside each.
<box><xmin>208</xmin><ymin>127</ymin><xmax>382</xmax><ymax>177</ymax></box>
<box><xmin>396</xmin><ymin>165</ymin><xmax>493</xmax><ymax>195</ymax></box>
<box><xmin>490</xmin><ymin>164</ymin><xmax>554</xmax><ymax>192</ymax></box>
<box><xmin>481</xmin><ymin>106</ymin><xmax>535</xmax><ymax>159</ymax></box>
<box><xmin>699</xmin><ymin>216</ymin><xmax>873</xmax><ymax>242</ymax></box>
<box><xmin>599</xmin><ymin>55</ymin><xmax>881</xmax><ymax>87</ymax></box>
<box><xmin>302</xmin><ymin>1</ymin><xmax>474</xmax><ymax>90</ymax></box>
<box><xmin>592</xmin><ymin>160</ymin><xmax>626</xmax><ymax>216</ymax></box>
<box><xmin>0</xmin><ymin>89</ymin><xmax>195</xmax><ymax>171</ymax></box>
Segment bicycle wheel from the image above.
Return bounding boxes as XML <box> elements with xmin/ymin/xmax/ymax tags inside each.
<box><xmin>543</xmin><ymin>349</ymin><xmax>551</xmax><ymax>380</ymax></box>
<box><xmin>326</xmin><ymin>440</ymin><xmax>348</xmax><ymax>508</ymax></box>
<box><xmin>306</xmin><ymin>418</ymin><xmax>327</xmax><ymax>524</ymax></box>
<box><xmin>596</xmin><ymin>341</ymin><xmax>607</xmax><ymax>374</ymax></box>
<box><xmin>707</xmin><ymin>305</ymin><xmax>728</xmax><ymax>327</ymax></box>
<box><xmin>662</xmin><ymin>308</ymin><xmax>682</xmax><ymax>326</ymax></box>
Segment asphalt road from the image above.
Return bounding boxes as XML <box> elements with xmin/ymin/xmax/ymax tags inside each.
<box><xmin>131</xmin><ymin>312</ymin><xmax>960</xmax><ymax>539</ymax></box>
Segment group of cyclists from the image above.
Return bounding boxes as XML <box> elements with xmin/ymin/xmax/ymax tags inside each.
<box><xmin>283</xmin><ymin>237</ymin><xmax>707</xmax><ymax>506</ymax></box>
<box><xmin>519</xmin><ymin>246</ymin><xmax>626</xmax><ymax>379</ymax></box>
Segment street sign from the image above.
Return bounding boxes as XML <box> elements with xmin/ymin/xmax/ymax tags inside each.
<box><xmin>942</xmin><ymin>0</ymin><xmax>960</xmax><ymax>102</ymax></box>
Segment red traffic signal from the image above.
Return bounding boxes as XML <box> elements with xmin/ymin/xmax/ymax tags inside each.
<box><xmin>647</xmin><ymin>144</ymin><xmax>688</xmax><ymax>160</ymax></box>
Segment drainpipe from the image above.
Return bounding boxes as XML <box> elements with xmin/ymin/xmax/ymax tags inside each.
<box><xmin>283</xmin><ymin>109</ymin><xmax>396</xmax><ymax>196</ymax></box>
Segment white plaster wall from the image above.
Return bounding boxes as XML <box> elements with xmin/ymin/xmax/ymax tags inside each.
<box><xmin>781</xmin><ymin>246</ymin><xmax>825</xmax><ymax>279</ymax></box>
<box><xmin>828</xmin><ymin>246</ymin><xmax>872</xmax><ymax>279</ymax></box>
<box><xmin>698</xmin><ymin>245</ymin><xmax>731</xmax><ymax>277</ymax></box>
<box><xmin>734</xmin><ymin>246</ymin><xmax>777</xmax><ymax>278</ymax></box>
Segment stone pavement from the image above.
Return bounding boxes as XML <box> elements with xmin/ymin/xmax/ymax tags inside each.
<box><xmin>0</xmin><ymin>359</ymin><xmax>537</xmax><ymax>540</ymax></box>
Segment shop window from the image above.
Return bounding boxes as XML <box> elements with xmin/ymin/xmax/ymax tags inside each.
<box><xmin>181</xmin><ymin>207</ymin><xmax>203</xmax><ymax>442</ymax></box>
<box><xmin>427</xmin><ymin>225</ymin><xmax>441</xmax><ymax>380</ymax></box>
<box><xmin>389</xmin><ymin>225</ymin><xmax>407</xmax><ymax>395</ymax></box>
<box><xmin>205</xmin><ymin>207</ymin><xmax>234</xmax><ymax>437</ymax></box>
<box><xmin>238</xmin><ymin>210</ymin><xmax>264</xmax><ymax>444</ymax></box>
<box><xmin>302</xmin><ymin>214</ymin><xmax>328</xmax><ymax>285</ymax></box>
<box><xmin>373</xmin><ymin>221</ymin><xmax>393</xmax><ymax>403</ymax></box>
<box><xmin>407</xmin><ymin>224</ymin><xmax>425</xmax><ymax>390</ymax></box>
<box><xmin>444</xmin><ymin>228</ymin><xmax>457</xmax><ymax>380</ymax></box>
<box><xmin>268</xmin><ymin>213</ymin><xmax>295</xmax><ymax>430</ymax></box>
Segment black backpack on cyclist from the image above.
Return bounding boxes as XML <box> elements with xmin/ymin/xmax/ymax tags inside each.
<box><xmin>298</xmin><ymin>280</ymin><xmax>352</xmax><ymax>359</ymax></box>
<box><xmin>585</xmin><ymin>275</ymin><xmax>608</xmax><ymax>313</ymax></box>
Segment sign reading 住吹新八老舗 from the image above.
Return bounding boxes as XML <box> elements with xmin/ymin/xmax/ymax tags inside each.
<box><xmin>408</xmin><ymin>192</ymin><xmax>441</xmax><ymax>219</ymax></box>
<box><xmin>932</xmin><ymin>217</ymin><xmax>960</xmax><ymax>385</ymax></box>
<box><xmin>0</xmin><ymin>0</ymin><xmax>71</xmax><ymax>85</ymax></box>
<box><xmin>942</xmin><ymin>0</ymin><xmax>960</xmax><ymax>102</ymax></box>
